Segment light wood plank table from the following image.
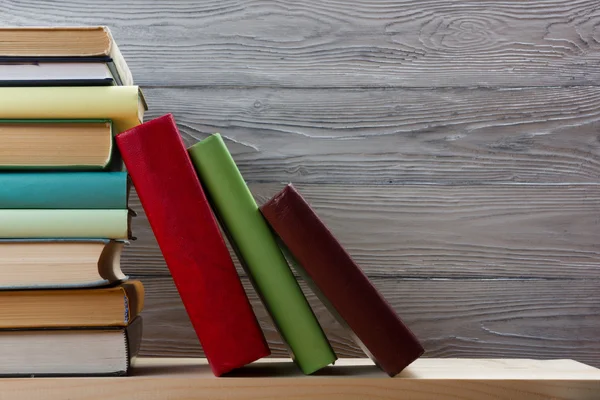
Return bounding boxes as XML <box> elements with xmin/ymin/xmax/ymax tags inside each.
<box><xmin>0</xmin><ymin>358</ymin><xmax>599</xmax><ymax>400</ymax></box>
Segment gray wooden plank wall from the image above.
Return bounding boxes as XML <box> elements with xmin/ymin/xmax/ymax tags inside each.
<box><xmin>4</xmin><ymin>0</ymin><xmax>600</xmax><ymax>366</ymax></box>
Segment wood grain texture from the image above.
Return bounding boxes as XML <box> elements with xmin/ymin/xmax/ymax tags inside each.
<box><xmin>130</xmin><ymin>357</ymin><xmax>600</xmax><ymax>379</ymax></box>
<box><xmin>139</xmin><ymin>87</ymin><xmax>600</xmax><ymax>184</ymax></box>
<box><xmin>1</xmin><ymin>359</ymin><xmax>598</xmax><ymax>400</ymax></box>
<box><xmin>123</xmin><ymin>183</ymin><xmax>600</xmax><ymax>279</ymax></box>
<box><xmin>136</xmin><ymin>277</ymin><xmax>600</xmax><ymax>368</ymax></box>
<box><xmin>3</xmin><ymin>0</ymin><xmax>600</xmax><ymax>88</ymax></box>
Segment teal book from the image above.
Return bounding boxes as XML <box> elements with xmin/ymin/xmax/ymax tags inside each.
<box><xmin>0</xmin><ymin>172</ymin><xmax>128</xmax><ymax>209</ymax></box>
<box><xmin>188</xmin><ymin>133</ymin><xmax>337</xmax><ymax>375</ymax></box>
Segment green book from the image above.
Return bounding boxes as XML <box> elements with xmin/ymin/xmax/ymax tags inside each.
<box><xmin>0</xmin><ymin>210</ymin><xmax>129</xmax><ymax>239</ymax></box>
<box><xmin>188</xmin><ymin>134</ymin><xmax>337</xmax><ymax>374</ymax></box>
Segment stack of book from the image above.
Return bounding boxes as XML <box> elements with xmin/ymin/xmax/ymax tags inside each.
<box><xmin>118</xmin><ymin>115</ymin><xmax>425</xmax><ymax>377</ymax></box>
<box><xmin>0</xmin><ymin>27</ymin><xmax>146</xmax><ymax>376</ymax></box>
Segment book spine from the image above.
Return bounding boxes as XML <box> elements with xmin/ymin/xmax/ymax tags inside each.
<box><xmin>0</xmin><ymin>172</ymin><xmax>127</xmax><ymax>209</ymax></box>
<box><xmin>0</xmin><ymin>210</ymin><xmax>128</xmax><ymax>239</ymax></box>
<box><xmin>188</xmin><ymin>133</ymin><xmax>336</xmax><ymax>375</ymax></box>
<box><xmin>116</xmin><ymin>114</ymin><xmax>270</xmax><ymax>376</ymax></box>
<box><xmin>260</xmin><ymin>184</ymin><xmax>424</xmax><ymax>376</ymax></box>
<box><xmin>105</xmin><ymin>27</ymin><xmax>134</xmax><ymax>86</ymax></box>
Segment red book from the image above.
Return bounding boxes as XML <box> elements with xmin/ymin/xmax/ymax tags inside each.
<box><xmin>260</xmin><ymin>184</ymin><xmax>424</xmax><ymax>376</ymax></box>
<box><xmin>116</xmin><ymin>114</ymin><xmax>270</xmax><ymax>376</ymax></box>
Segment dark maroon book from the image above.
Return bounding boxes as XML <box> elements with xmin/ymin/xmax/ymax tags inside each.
<box><xmin>260</xmin><ymin>184</ymin><xmax>424</xmax><ymax>376</ymax></box>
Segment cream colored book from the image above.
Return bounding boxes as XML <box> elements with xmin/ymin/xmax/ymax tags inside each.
<box><xmin>0</xmin><ymin>86</ymin><xmax>146</xmax><ymax>133</ymax></box>
<box><xmin>0</xmin><ymin>210</ymin><xmax>130</xmax><ymax>239</ymax></box>
<box><xmin>0</xmin><ymin>240</ymin><xmax>126</xmax><ymax>289</ymax></box>
<box><xmin>0</xmin><ymin>317</ymin><xmax>142</xmax><ymax>377</ymax></box>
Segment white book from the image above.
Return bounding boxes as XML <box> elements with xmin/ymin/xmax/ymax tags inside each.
<box><xmin>0</xmin><ymin>62</ymin><xmax>115</xmax><ymax>85</ymax></box>
<box><xmin>0</xmin><ymin>317</ymin><xmax>142</xmax><ymax>376</ymax></box>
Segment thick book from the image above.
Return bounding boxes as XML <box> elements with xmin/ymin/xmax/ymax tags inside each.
<box><xmin>116</xmin><ymin>114</ymin><xmax>270</xmax><ymax>377</ymax></box>
<box><xmin>0</xmin><ymin>280</ymin><xmax>143</xmax><ymax>329</ymax></box>
<box><xmin>0</xmin><ymin>26</ymin><xmax>132</xmax><ymax>86</ymax></box>
<box><xmin>0</xmin><ymin>172</ymin><xmax>127</xmax><ymax>208</ymax></box>
<box><xmin>188</xmin><ymin>133</ymin><xmax>336</xmax><ymax>375</ymax></box>
<box><xmin>0</xmin><ymin>316</ymin><xmax>143</xmax><ymax>377</ymax></box>
<box><xmin>0</xmin><ymin>209</ymin><xmax>130</xmax><ymax>239</ymax></box>
<box><xmin>0</xmin><ymin>239</ymin><xmax>126</xmax><ymax>289</ymax></box>
<box><xmin>260</xmin><ymin>184</ymin><xmax>425</xmax><ymax>376</ymax></box>
<box><xmin>0</xmin><ymin>86</ymin><xmax>146</xmax><ymax>133</ymax></box>
<box><xmin>0</xmin><ymin>120</ymin><xmax>117</xmax><ymax>170</ymax></box>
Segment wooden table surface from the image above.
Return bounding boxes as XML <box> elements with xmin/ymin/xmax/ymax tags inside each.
<box><xmin>2</xmin><ymin>358</ymin><xmax>600</xmax><ymax>400</ymax></box>
<box><xmin>4</xmin><ymin>0</ymin><xmax>600</xmax><ymax>367</ymax></box>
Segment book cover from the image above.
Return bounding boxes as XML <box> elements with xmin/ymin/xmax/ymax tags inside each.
<box><xmin>0</xmin><ymin>239</ymin><xmax>127</xmax><ymax>289</ymax></box>
<box><xmin>260</xmin><ymin>184</ymin><xmax>425</xmax><ymax>376</ymax></box>
<box><xmin>188</xmin><ymin>133</ymin><xmax>337</xmax><ymax>375</ymax></box>
<box><xmin>0</xmin><ymin>280</ymin><xmax>143</xmax><ymax>328</ymax></box>
<box><xmin>0</xmin><ymin>172</ymin><xmax>127</xmax><ymax>209</ymax></box>
<box><xmin>0</xmin><ymin>26</ymin><xmax>132</xmax><ymax>86</ymax></box>
<box><xmin>0</xmin><ymin>209</ymin><xmax>130</xmax><ymax>239</ymax></box>
<box><xmin>0</xmin><ymin>58</ymin><xmax>127</xmax><ymax>87</ymax></box>
<box><xmin>116</xmin><ymin>114</ymin><xmax>270</xmax><ymax>377</ymax></box>
<box><xmin>0</xmin><ymin>62</ymin><xmax>115</xmax><ymax>86</ymax></box>
<box><xmin>0</xmin><ymin>120</ymin><xmax>117</xmax><ymax>170</ymax></box>
<box><xmin>0</xmin><ymin>316</ymin><xmax>143</xmax><ymax>377</ymax></box>
<box><xmin>0</xmin><ymin>86</ymin><xmax>146</xmax><ymax>133</ymax></box>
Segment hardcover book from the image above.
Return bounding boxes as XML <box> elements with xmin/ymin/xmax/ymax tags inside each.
<box><xmin>188</xmin><ymin>133</ymin><xmax>337</xmax><ymax>375</ymax></box>
<box><xmin>0</xmin><ymin>120</ymin><xmax>117</xmax><ymax>170</ymax></box>
<box><xmin>260</xmin><ymin>184</ymin><xmax>425</xmax><ymax>376</ymax></box>
<box><xmin>0</xmin><ymin>62</ymin><xmax>115</xmax><ymax>86</ymax></box>
<box><xmin>116</xmin><ymin>114</ymin><xmax>270</xmax><ymax>376</ymax></box>
<box><xmin>0</xmin><ymin>316</ymin><xmax>143</xmax><ymax>377</ymax></box>
<box><xmin>0</xmin><ymin>172</ymin><xmax>128</xmax><ymax>208</ymax></box>
<box><xmin>0</xmin><ymin>86</ymin><xmax>146</xmax><ymax>133</ymax></box>
<box><xmin>0</xmin><ymin>239</ymin><xmax>127</xmax><ymax>289</ymax></box>
<box><xmin>0</xmin><ymin>209</ymin><xmax>131</xmax><ymax>239</ymax></box>
<box><xmin>0</xmin><ymin>26</ymin><xmax>133</xmax><ymax>86</ymax></box>
<box><xmin>0</xmin><ymin>280</ymin><xmax>143</xmax><ymax>329</ymax></box>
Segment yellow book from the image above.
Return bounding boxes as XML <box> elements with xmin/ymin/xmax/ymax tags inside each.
<box><xmin>0</xmin><ymin>86</ymin><xmax>146</xmax><ymax>133</ymax></box>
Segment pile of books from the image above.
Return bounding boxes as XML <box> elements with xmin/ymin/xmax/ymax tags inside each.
<box><xmin>0</xmin><ymin>27</ymin><xmax>146</xmax><ymax>376</ymax></box>
<box><xmin>0</xmin><ymin>25</ymin><xmax>424</xmax><ymax>379</ymax></box>
<box><xmin>118</xmin><ymin>116</ymin><xmax>425</xmax><ymax>377</ymax></box>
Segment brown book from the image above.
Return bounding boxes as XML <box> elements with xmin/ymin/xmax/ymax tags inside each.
<box><xmin>0</xmin><ymin>121</ymin><xmax>113</xmax><ymax>169</ymax></box>
<box><xmin>0</xmin><ymin>26</ymin><xmax>111</xmax><ymax>56</ymax></box>
<box><xmin>0</xmin><ymin>280</ymin><xmax>143</xmax><ymax>329</ymax></box>
<box><xmin>260</xmin><ymin>184</ymin><xmax>424</xmax><ymax>376</ymax></box>
<box><xmin>0</xmin><ymin>26</ymin><xmax>133</xmax><ymax>85</ymax></box>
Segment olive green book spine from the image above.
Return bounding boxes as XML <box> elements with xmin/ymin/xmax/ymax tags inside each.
<box><xmin>188</xmin><ymin>134</ymin><xmax>336</xmax><ymax>374</ymax></box>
